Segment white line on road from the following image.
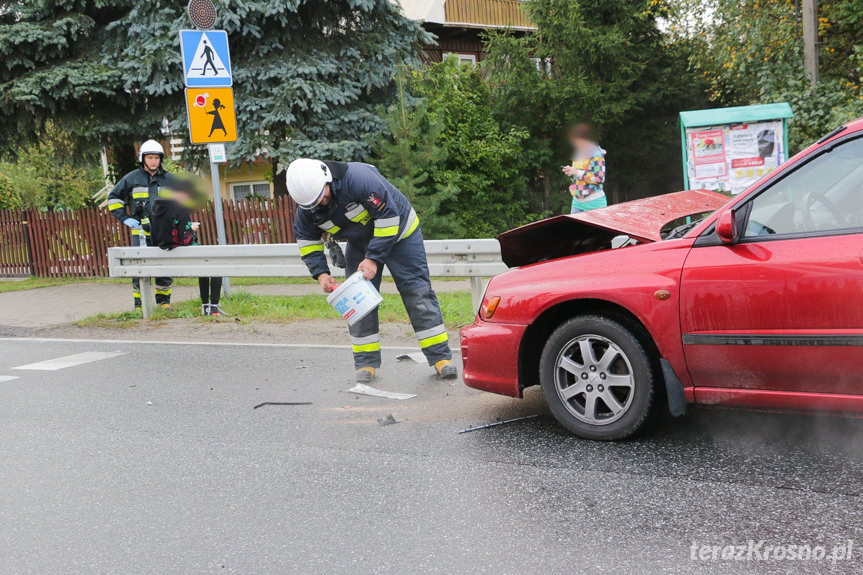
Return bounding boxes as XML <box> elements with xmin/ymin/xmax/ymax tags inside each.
<box><xmin>13</xmin><ymin>351</ymin><xmax>127</xmax><ymax>371</ymax></box>
<box><xmin>0</xmin><ymin>337</ymin><xmax>460</xmax><ymax>353</ymax></box>
<box><xmin>0</xmin><ymin>375</ymin><xmax>19</xmax><ymax>383</ymax></box>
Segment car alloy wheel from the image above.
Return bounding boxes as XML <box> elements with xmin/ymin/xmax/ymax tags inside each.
<box><xmin>540</xmin><ymin>315</ymin><xmax>658</xmax><ymax>440</ymax></box>
<box><xmin>553</xmin><ymin>334</ymin><xmax>635</xmax><ymax>426</ymax></box>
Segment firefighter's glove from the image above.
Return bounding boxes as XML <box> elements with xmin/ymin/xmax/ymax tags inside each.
<box><xmin>327</xmin><ymin>240</ymin><xmax>346</xmax><ymax>269</ymax></box>
<box><xmin>123</xmin><ymin>218</ymin><xmax>141</xmax><ymax>230</ymax></box>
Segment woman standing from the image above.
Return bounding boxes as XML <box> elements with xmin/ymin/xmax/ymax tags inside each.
<box><xmin>562</xmin><ymin>123</ymin><xmax>607</xmax><ymax>213</ymax></box>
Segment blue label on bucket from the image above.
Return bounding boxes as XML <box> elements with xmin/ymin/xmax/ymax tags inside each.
<box><xmin>334</xmin><ymin>297</ymin><xmax>353</xmax><ymax>316</ymax></box>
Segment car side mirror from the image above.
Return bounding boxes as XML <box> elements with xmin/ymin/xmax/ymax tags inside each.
<box><xmin>716</xmin><ymin>210</ymin><xmax>738</xmax><ymax>244</ymax></box>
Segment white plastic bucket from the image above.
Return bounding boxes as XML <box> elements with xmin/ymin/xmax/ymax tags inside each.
<box><xmin>326</xmin><ymin>271</ymin><xmax>383</xmax><ymax>326</ymax></box>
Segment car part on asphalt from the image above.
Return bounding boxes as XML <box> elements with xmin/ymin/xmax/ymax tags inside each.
<box><xmin>252</xmin><ymin>402</ymin><xmax>313</xmax><ymax>410</ymax></box>
<box><xmin>377</xmin><ymin>414</ymin><xmax>399</xmax><ymax>426</ymax></box>
<box><xmin>458</xmin><ymin>414</ymin><xmax>540</xmax><ymax>434</ymax></box>
<box><xmin>347</xmin><ymin>384</ymin><xmax>416</xmax><ymax>400</ymax></box>
<box><xmin>396</xmin><ymin>352</ymin><xmax>426</xmax><ymax>364</ymax></box>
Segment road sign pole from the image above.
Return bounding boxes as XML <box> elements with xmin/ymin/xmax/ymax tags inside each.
<box><xmin>208</xmin><ymin>148</ymin><xmax>231</xmax><ymax>297</ymax></box>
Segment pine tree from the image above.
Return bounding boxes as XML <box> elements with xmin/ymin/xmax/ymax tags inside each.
<box><xmin>371</xmin><ymin>68</ymin><xmax>460</xmax><ymax>237</ymax></box>
<box><xmin>0</xmin><ymin>1</ymin><xmax>429</xmax><ymax>190</ymax></box>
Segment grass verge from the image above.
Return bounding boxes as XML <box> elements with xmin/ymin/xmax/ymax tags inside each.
<box><xmin>0</xmin><ymin>277</ymin><xmax>119</xmax><ymax>293</ymax></box>
<box><xmin>77</xmin><ymin>290</ymin><xmax>475</xmax><ymax>329</ymax></box>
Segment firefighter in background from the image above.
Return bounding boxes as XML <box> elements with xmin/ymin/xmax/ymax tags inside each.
<box><xmin>288</xmin><ymin>159</ymin><xmax>458</xmax><ymax>384</ymax></box>
<box><xmin>107</xmin><ymin>140</ymin><xmax>178</xmax><ymax>310</ymax></box>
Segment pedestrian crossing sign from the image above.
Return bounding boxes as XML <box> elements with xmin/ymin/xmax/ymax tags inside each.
<box><xmin>179</xmin><ymin>29</ymin><xmax>232</xmax><ymax>87</ymax></box>
<box><xmin>185</xmin><ymin>87</ymin><xmax>237</xmax><ymax>144</ymax></box>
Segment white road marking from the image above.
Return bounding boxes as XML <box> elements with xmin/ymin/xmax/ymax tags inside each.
<box><xmin>0</xmin><ymin>375</ymin><xmax>19</xmax><ymax>383</ymax></box>
<box><xmin>13</xmin><ymin>351</ymin><xmax>127</xmax><ymax>371</ymax></box>
<box><xmin>0</xmin><ymin>337</ymin><xmax>461</xmax><ymax>353</ymax></box>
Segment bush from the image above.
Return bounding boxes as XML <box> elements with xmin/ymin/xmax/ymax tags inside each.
<box><xmin>0</xmin><ymin>122</ymin><xmax>102</xmax><ymax>211</ymax></box>
<box><xmin>0</xmin><ymin>173</ymin><xmax>21</xmax><ymax>210</ymax></box>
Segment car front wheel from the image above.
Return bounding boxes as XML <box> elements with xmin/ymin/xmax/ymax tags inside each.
<box><xmin>539</xmin><ymin>315</ymin><xmax>658</xmax><ymax>440</ymax></box>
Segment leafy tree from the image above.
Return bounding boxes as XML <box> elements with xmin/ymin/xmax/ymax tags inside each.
<box><xmin>0</xmin><ymin>122</ymin><xmax>102</xmax><ymax>210</ymax></box>
<box><xmin>0</xmin><ymin>0</ymin><xmax>429</xmax><ymax>192</ymax></box>
<box><xmin>668</xmin><ymin>0</ymin><xmax>863</xmax><ymax>151</ymax></box>
<box><xmin>483</xmin><ymin>0</ymin><xmax>709</xmax><ymax>211</ymax></box>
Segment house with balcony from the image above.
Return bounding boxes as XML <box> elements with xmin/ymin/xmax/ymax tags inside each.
<box><xmin>395</xmin><ymin>0</ymin><xmax>535</xmax><ymax>65</ymax></box>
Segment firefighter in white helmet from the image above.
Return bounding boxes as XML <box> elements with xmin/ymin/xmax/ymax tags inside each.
<box><xmin>288</xmin><ymin>158</ymin><xmax>458</xmax><ymax>383</ymax></box>
<box><xmin>107</xmin><ymin>140</ymin><xmax>178</xmax><ymax>310</ymax></box>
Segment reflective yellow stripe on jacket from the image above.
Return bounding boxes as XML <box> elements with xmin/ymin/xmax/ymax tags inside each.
<box><xmin>373</xmin><ymin>216</ymin><xmax>400</xmax><ymax>238</ymax></box>
<box><xmin>398</xmin><ymin>208</ymin><xmax>419</xmax><ymax>241</ymax></box>
<box><xmin>316</xmin><ymin>220</ymin><xmax>341</xmax><ymax>235</ymax></box>
<box><xmin>345</xmin><ymin>204</ymin><xmax>371</xmax><ymax>225</ymax></box>
<box><xmin>298</xmin><ymin>239</ymin><xmax>325</xmax><ymax>257</ymax></box>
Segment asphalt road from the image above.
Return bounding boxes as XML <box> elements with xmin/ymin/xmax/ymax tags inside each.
<box><xmin>1</xmin><ymin>337</ymin><xmax>862</xmax><ymax>574</ymax></box>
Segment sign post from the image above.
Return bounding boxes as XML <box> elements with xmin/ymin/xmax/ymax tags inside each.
<box><xmin>181</xmin><ymin>0</ymin><xmax>236</xmax><ymax>295</ymax></box>
<box><xmin>208</xmin><ymin>143</ymin><xmax>230</xmax><ymax>295</ymax></box>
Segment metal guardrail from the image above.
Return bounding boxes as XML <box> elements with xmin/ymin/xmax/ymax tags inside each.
<box><xmin>108</xmin><ymin>240</ymin><xmax>507</xmax><ymax>318</ymax></box>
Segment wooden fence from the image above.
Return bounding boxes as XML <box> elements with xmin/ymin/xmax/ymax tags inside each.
<box><xmin>0</xmin><ymin>196</ymin><xmax>298</xmax><ymax>278</ymax></box>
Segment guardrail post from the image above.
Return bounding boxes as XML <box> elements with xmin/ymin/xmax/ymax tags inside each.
<box><xmin>140</xmin><ymin>278</ymin><xmax>154</xmax><ymax>319</ymax></box>
<box><xmin>470</xmin><ymin>276</ymin><xmax>484</xmax><ymax>312</ymax></box>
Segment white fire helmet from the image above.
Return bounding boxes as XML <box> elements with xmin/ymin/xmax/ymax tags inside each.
<box><xmin>286</xmin><ymin>158</ymin><xmax>332</xmax><ymax>210</ymax></box>
<box><xmin>138</xmin><ymin>139</ymin><xmax>165</xmax><ymax>163</ymax></box>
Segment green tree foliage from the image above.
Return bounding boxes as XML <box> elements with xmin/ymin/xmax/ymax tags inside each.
<box><xmin>0</xmin><ymin>172</ymin><xmax>21</xmax><ymax>210</ymax></box>
<box><xmin>371</xmin><ymin>59</ymin><xmax>531</xmax><ymax>238</ymax></box>
<box><xmin>0</xmin><ymin>0</ymin><xmax>428</xmax><ymax>189</ymax></box>
<box><xmin>0</xmin><ymin>122</ymin><xmax>102</xmax><ymax>210</ymax></box>
<box><xmin>668</xmin><ymin>0</ymin><xmax>863</xmax><ymax>151</ymax></box>
<box><xmin>371</xmin><ymin>69</ymin><xmax>460</xmax><ymax>237</ymax></box>
<box><xmin>483</xmin><ymin>0</ymin><xmax>709</xmax><ymax>211</ymax></box>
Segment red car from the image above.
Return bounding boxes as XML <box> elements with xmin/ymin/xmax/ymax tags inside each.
<box><xmin>461</xmin><ymin>119</ymin><xmax>863</xmax><ymax>440</ymax></box>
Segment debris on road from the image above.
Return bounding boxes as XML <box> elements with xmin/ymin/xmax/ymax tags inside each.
<box><xmin>396</xmin><ymin>352</ymin><xmax>426</xmax><ymax>364</ymax></box>
<box><xmin>253</xmin><ymin>401</ymin><xmax>313</xmax><ymax>410</ymax></box>
<box><xmin>458</xmin><ymin>414</ymin><xmax>540</xmax><ymax>434</ymax></box>
<box><xmin>347</xmin><ymin>384</ymin><xmax>416</xmax><ymax>400</ymax></box>
<box><xmin>377</xmin><ymin>414</ymin><xmax>400</xmax><ymax>426</ymax></box>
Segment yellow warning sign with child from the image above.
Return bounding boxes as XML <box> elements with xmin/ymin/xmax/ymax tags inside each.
<box><xmin>185</xmin><ymin>87</ymin><xmax>237</xmax><ymax>144</ymax></box>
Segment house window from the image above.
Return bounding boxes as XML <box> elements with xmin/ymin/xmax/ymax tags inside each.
<box><xmin>231</xmin><ymin>181</ymin><xmax>270</xmax><ymax>201</ymax></box>
<box><xmin>443</xmin><ymin>52</ymin><xmax>477</xmax><ymax>67</ymax></box>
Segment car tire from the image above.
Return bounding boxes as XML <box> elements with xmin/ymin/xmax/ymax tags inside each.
<box><xmin>539</xmin><ymin>315</ymin><xmax>658</xmax><ymax>440</ymax></box>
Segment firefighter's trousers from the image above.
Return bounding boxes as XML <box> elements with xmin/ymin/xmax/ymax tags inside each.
<box><xmin>345</xmin><ymin>229</ymin><xmax>451</xmax><ymax>369</ymax></box>
<box><xmin>130</xmin><ymin>231</ymin><xmax>172</xmax><ymax>307</ymax></box>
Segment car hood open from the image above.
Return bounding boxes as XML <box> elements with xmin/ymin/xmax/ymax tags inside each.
<box><xmin>497</xmin><ymin>189</ymin><xmax>729</xmax><ymax>267</ymax></box>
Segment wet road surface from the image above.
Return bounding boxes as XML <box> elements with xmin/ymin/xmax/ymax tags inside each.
<box><xmin>1</xmin><ymin>338</ymin><xmax>861</xmax><ymax>574</ymax></box>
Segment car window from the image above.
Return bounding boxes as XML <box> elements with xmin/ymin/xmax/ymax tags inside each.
<box><xmin>743</xmin><ymin>137</ymin><xmax>863</xmax><ymax>238</ymax></box>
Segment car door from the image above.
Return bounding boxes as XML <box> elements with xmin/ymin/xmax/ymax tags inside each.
<box><xmin>680</xmin><ymin>135</ymin><xmax>863</xmax><ymax>395</ymax></box>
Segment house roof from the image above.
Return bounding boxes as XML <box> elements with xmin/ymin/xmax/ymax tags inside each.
<box><xmin>394</xmin><ymin>0</ymin><xmax>535</xmax><ymax>30</ymax></box>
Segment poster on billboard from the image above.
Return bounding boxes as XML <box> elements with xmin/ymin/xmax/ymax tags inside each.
<box><xmin>725</xmin><ymin>121</ymin><xmax>783</xmax><ymax>194</ymax></box>
<box><xmin>684</xmin><ymin>120</ymin><xmax>785</xmax><ymax>194</ymax></box>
